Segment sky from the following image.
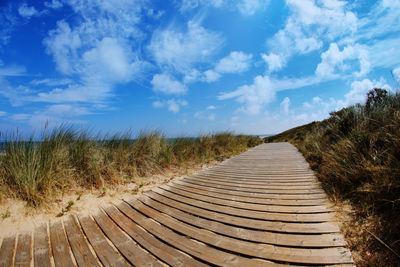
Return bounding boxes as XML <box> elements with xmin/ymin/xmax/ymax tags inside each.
<box><xmin>0</xmin><ymin>0</ymin><xmax>399</xmax><ymax>136</ymax></box>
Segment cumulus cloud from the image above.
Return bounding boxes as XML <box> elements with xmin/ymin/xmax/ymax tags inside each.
<box><xmin>0</xmin><ymin>65</ymin><xmax>26</xmax><ymax>77</ymax></box>
<box><xmin>280</xmin><ymin>97</ymin><xmax>290</xmax><ymax>114</ymax></box>
<box><xmin>151</xmin><ymin>73</ymin><xmax>187</xmax><ymax>95</ymax></box>
<box><xmin>194</xmin><ymin>110</ymin><xmax>216</xmax><ymax>121</ymax></box>
<box><xmin>393</xmin><ymin>67</ymin><xmax>400</xmax><ymax>85</ymax></box>
<box><xmin>218</xmin><ymin>75</ymin><xmax>275</xmax><ymax>115</ymax></box>
<box><xmin>316</xmin><ymin>43</ymin><xmax>370</xmax><ymax>78</ymax></box>
<box><xmin>206</xmin><ymin>105</ymin><xmax>216</xmax><ymax>110</ymax></box>
<box><xmin>237</xmin><ymin>0</ymin><xmax>270</xmax><ymax>16</ymax></box>
<box><xmin>203</xmin><ymin>69</ymin><xmax>221</xmax><ymax>82</ymax></box>
<box><xmin>40</xmin><ymin>0</ymin><xmax>148</xmax><ymax>105</ymax></box>
<box><xmin>18</xmin><ymin>4</ymin><xmax>39</xmax><ymax>18</ymax></box>
<box><xmin>264</xmin><ymin>0</ymin><xmax>357</xmax><ymax>71</ymax></box>
<box><xmin>152</xmin><ymin>99</ymin><xmax>188</xmax><ymax>113</ymax></box>
<box><xmin>44</xmin><ymin>0</ymin><xmax>64</xmax><ymax>9</ymax></box>
<box><xmin>344</xmin><ymin>78</ymin><xmax>392</xmax><ymax>106</ymax></box>
<box><xmin>178</xmin><ymin>0</ymin><xmax>224</xmax><ymax>12</ymax></box>
<box><xmin>261</xmin><ymin>53</ymin><xmax>284</xmax><ymax>72</ymax></box>
<box><xmin>149</xmin><ymin>20</ymin><xmax>224</xmax><ymax>74</ymax></box>
<box><xmin>215</xmin><ymin>51</ymin><xmax>252</xmax><ymax>74</ymax></box>
<box><xmin>178</xmin><ymin>0</ymin><xmax>269</xmax><ymax>15</ymax></box>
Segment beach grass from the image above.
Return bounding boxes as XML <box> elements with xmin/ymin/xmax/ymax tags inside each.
<box><xmin>0</xmin><ymin>130</ymin><xmax>261</xmax><ymax>206</ymax></box>
<box><xmin>266</xmin><ymin>88</ymin><xmax>400</xmax><ymax>265</ymax></box>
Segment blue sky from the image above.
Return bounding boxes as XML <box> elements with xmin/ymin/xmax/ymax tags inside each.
<box><xmin>0</xmin><ymin>0</ymin><xmax>399</xmax><ymax>136</ymax></box>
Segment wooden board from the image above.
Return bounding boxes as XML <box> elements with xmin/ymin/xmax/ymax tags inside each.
<box><xmin>78</xmin><ymin>215</ymin><xmax>127</xmax><ymax>267</ymax></box>
<box><xmin>49</xmin><ymin>221</ymin><xmax>75</xmax><ymax>267</ymax></box>
<box><xmin>15</xmin><ymin>233</ymin><xmax>32</xmax><ymax>267</ymax></box>
<box><xmin>63</xmin><ymin>216</ymin><xmax>100</xmax><ymax>267</ymax></box>
<box><xmin>2</xmin><ymin>142</ymin><xmax>354</xmax><ymax>266</ymax></box>
<box><xmin>0</xmin><ymin>236</ymin><xmax>16</xmax><ymax>267</ymax></box>
<box><xmin>33</xmin><ymin>224</ymin><xmax>51</xmax><ymax>267</ymax></box>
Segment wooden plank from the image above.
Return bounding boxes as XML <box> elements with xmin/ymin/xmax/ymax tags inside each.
<box><xmin>174</xmin><ymin>180</ymin><xmax>328</xmax><ymax>200</ymax></box>
<box><xmin>0</xmin><ymin>236</ymin><xmax>16</xmax><ymax>267</ymax></box>
<box><xmin>78</xmin><ymin>216</ymin><xmax>128</xmax><ymax>267</ymax></box>
<box><xmin>171</xmin><ymin>181</ymin><xmax>330</xmax><ymax>206</ymax></box>
<box><xmin>126</xmin><ymin>199</ymin><xmax>354</xmax><ymax>265</ymax></box>
<box><xmin>92</xmin><ymin>210</ymin><xmax>163</xmax><ymax>267</ymax></box>
<box><xmin>116</xmin><ymin>201</ymin><xmax>284</xmax><ymax>267</ymax></box>
<box><xmin>50</xmin><ymin>221</ymin><xmax>76</xmax><ymax>267</ymax></box>
<box><xmin>181</xmin><ymin>178</ymin><xmax>325</xmax><ymax>194</ymax></box>
<box><xmin>63</xmin><ymin>216</ymin><xmax>100</xmax><ymax>267</ymax></box>
<box><xmin>192</xmin><ymin>173</ymin><xmax>319</xmax><ymax>185</ymax></box>
<box><xmin>161</xmin><ymin>184</ymin><xmax>333</xmax><ymax>213</ymax></box>
<box><xmin>144</xmin><ymin>191</ymin><xmax>341</xmax><ymax>233</ymax></box>
<box><xmin>33</xmin><ymin>224</ymin><xmax>51</xmax><ymax>267</ymax></box>
<box><xmin>137</xmin><ymin>195</ymin><xmax>347</xmax><ymax>248</ymax></box>
<box><xmin>15</xmin><ymin>233</ymin><xmax>32</xmax><ymax>267</ymax></box>
<box><xmin>185</xmin><ymin>176</ymin><xmax>322</xmax><ymax>190</ymax></box>
<box><xmin>103</xmin><ymin>205</ymin><xmax>207</xmax><ymax>267</ymax></box>
<box><xmin>152</xmin><ymin>187</ymin><xmax>333</xmax><ymax>222</ymax></box>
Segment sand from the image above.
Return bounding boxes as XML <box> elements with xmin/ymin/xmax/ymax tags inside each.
<box><xmin>0</xmin><ymin>162</ymin><xmax>216</xmax><ymax>238</ymax></box>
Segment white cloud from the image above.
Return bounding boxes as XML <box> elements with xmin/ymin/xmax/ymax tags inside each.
<box><xmin>261</xmin><ymin>53</ymin><xmax>284</xmax><ymax>72</ymax></box>
<box><xmin>82</xmin><ymin>37</ymin><xmax>142</xmax><ymax>83</ymax></box>
<box><xmin>30</xmin><ymin>78</ymin><xmax>73</xmax><ymax>87</ymax></box>
<box><xmin>215</xmin><ymin>51</ymin><xmax>252</xmax><ymax>74</ymax></box>
<box><xmin>10</xmin><ymin>113</ymin><xmax>31</xmax><ymax>121</ymax></box>
<box><xmin>368</xmin><ymin>37</ymin><xmax>400</xmax><ymax>70</ymax></box>
<box><xmin>393</xmin><ymin>67</ymin><xmax>400</xmax><ymax>85</ymax></box>
<box><xmin>316</xmin><ymin>43</ymin><xmax>370</xmax><ymax>78</ymax></box>
<box><xmin>151</xmin><ymin>73</ymin><xmax>187</xmax><ymax>95</ymax></box>
<box><xmin>345</xmin><ymin>78</ymin><xmax>392</xmax><ymax>106</ymax></box>
<box><xmin>280</xmin><ymin>97</ymin><xmax>290</xmax><ymax>114</ymax></box>
<box><xmin>44</xmin><ymin>0</ymin><xmax>63</xmax><ymax>9</ymax></box>
<box><xmin>206</xmin><ymin>105</ymin><xmax>216</xmax><ymax>110</ymax></box>
<box><xmin>0</xmin><ymin>111</ymin><xmax>6</xmax><ymax>116</ymax></box>
<box><xmin>355</xmin><ymin>1</ymin><xmax>400</xmax><ymax>43</ymax></box>
<box><xmin>218</xmin><ymin>75</ymin><xmax>275</xmax><ymax>115</ymax></box>
<box><xmin>184</xmin><ymin>50</ymin><xmax>252</xmax><ymax>84</ymax></box>
<box><xmin>149</xmin><ymin>20</ymin><xmax>224</xmax><ymax>73</ymax></box>
<box><xmin>0</xmin><ymin>5</ymin><xmax>18</xmax><ymax>46</ymax></box>
<box><xmin>153</xmin><ymin>99</ymin><xmax>188</xmax><ymax>113</ymax></box>
<box><xmin>44</xmin><ymin>21</ymin><xmax>82</xmax><ymax>75</ymax></box>
<box><xmin>40</xmin><ymin>0</ymin><xmax>148</xmax><ymax>105</ymax></box>
<box><xmin>303</xmin><ymin>96</ymin><xmax>322</xmax><ymax>109</ymax></box>
<box><xmin>265</xmin><ymin>0</ymin><xmax>357</xmax><ymax>71</ymax></box>
<box><xmin>18</xmin><ymin>4</ymin><xmax>39</xmax><ymax>18</ymax></box>
<box><xmin>178</xmin><ymin>0</ymin><xmax>224</xmax><ymax>12</ymax></box>
<box><xmin>46</xmin><ymin>104</ymin><xmax>90</xmax><ymax>116</ymax></box>
<box><xmin>237</xmin><ymin>0</ymin><xmax>269</xmax><ymax>16</ymax></box>
<box><xmin>194</xmin><ymin>110</ymin><xmax>216</xmax><ymax>121</ymax></box>
<box><xmin>0</xmin><ymin>65</ymin><xmax>26</xmax><ymax>77</ymax></box>
<box><xmin>203</xmin><ymin>69</ymin><xmax>221</xmax><ymax>82</ymax></box>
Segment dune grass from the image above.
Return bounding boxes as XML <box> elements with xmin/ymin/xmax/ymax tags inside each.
<box><xmin>0</xmin><ymin>130</ymin><xmax>261</xmax><ymax>206</ymax></box>
<box><xmin>266</xmin><ymin>88</ymin><xmax>400</xmax><ymax>266</ymax></box>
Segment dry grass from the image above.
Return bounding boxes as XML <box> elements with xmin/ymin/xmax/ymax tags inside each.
<box><xmin>0</xmin><ymin>129</ymin><xmax>261</xmax><ymax>207</ymax></box>
<box><xmin>266</xmin><ymin>88</ymin><xmax>400</xmax><ymax>266</ymax></box>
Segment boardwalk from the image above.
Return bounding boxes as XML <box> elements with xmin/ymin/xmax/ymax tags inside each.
<box><xmin>0</xmin><ymin>142</ymin><xmax>354</xmax><ymax>266</ymax></box>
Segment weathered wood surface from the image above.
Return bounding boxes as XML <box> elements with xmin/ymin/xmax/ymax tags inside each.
<box><xmin>0</xmin><ymin>142</ymin><xmax>354</xmax><ymax>266</ymax></box>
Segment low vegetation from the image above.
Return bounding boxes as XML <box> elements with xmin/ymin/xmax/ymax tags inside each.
<box><xmin>266</xmin><ymin>88</ymin><xmax>400</xmax><ymax>266</ymax></box>
<box><xmin>0</xmin><ymin>130</ymin><xmax>261</xmax><ymax>207</ymax></box>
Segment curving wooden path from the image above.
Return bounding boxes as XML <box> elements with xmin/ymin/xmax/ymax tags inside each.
<box><xmin>0</xmin><ymin>142</ymin><xmax>354</xmax><ymax>266</ymax></box>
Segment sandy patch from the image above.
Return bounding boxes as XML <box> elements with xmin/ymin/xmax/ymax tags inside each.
<box><xmin>0</xmin><ymin>162</ymin><xmax>217</xmax><ymax>238</ymax></box>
